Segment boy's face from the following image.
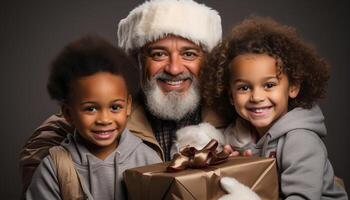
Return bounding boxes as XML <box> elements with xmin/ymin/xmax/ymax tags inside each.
<box><xmin>229</xmin><ymin>54</ymin><xmax>299</xmax><ymax>136</ymax></box>
<box><xmin>63</xmin><ymin>72</ymin><xmax>131</xmax><ymax>159</ymax></box>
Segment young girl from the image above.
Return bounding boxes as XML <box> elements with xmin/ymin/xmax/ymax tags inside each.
<box><xmin>201</xmin><ymin>17</ymin><xmax>348</xmax><ymax>199</ymax></box>
<box><xmin>26</xmin><ymin>36</ymin><xmax>162</xmax><ymax>200</ymax></box>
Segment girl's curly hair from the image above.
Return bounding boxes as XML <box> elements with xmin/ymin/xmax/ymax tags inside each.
<box><xmin>201</xmin><ymin>16</ymin><xmax>330</xmax><ymax>121</ymax></box>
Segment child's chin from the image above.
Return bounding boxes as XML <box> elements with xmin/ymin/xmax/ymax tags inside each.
<box><xmin>250</xmin><ymin>121</ymin><xmax>271</xmax><ymax>131</ymax></box>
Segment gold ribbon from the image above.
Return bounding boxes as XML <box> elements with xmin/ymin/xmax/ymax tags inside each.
<box><xmin>167</xmin><ymin>139</ymin><xmax>229</xmax><ymax>172</ymax></box>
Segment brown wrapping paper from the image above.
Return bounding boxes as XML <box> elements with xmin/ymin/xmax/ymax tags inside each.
<box><xmin>124</xmin><ymin>157</ymin><xmax>279</xmax><ymax>200</ymax></box>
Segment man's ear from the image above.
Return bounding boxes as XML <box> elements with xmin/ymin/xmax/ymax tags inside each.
<box><xmin>289</xmin><ymin>82</ymin><xmax>301</xmax><ymax>99</ymax></box>
<box><xmin>127</xmin><ymin>95</ymin><xmax>132</xmax><ymax>116</ymax></box>
<box><xmin>61</xmin><ymin>103</ymin><xmax>73</xmax><ymax>124</ymax></box>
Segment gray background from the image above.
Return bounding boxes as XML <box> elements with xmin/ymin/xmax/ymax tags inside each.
<box><xmin>1</xmin><ymin>0</ymin><xmax>349</xmax><ymax>198</ymax></box>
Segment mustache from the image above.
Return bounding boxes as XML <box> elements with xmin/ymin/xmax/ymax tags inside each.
<box><xmin>154</xmin><ymin>72</ymin><xmax>193</xmax><ymax>81</ymax></box>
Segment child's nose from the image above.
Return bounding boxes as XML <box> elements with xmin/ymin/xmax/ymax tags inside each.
<box><xmin>250</xmin><ymin>89</ymin><xmax>265</xmax><ymax>102</ymax></box>
<box><xmin>96</xmin><ymin>111</ymin><xmax>113</xmax><ymax>125</ymax></box>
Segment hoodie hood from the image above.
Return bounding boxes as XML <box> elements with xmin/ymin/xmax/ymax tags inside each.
<box><xmin>268</xmin><ymin>104</ymin><xmax>326</xmax><ymax>140</ymax></box>
<box><xmin>224</xmin><ymin>105</ymin><xmax>327</xmax><ymax>156</ymax></box>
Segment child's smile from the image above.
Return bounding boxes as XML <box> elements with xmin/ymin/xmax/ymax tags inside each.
<box><xmin>91</xmin><ymin>129</ymin><xmax>118</xmax><ymax>140</ymax></box>
<box><xmin>229</xmin><ymin>53</ymin><xmax>299</xmax><ymax>137</ymax></box>
<box><xmin>63</xmin><ymin>72</ymin><xmax>131</xmax><ymax>159</ymax></box>
<box><xmin>247</xmin><ymin>105</ymin><xmax>273</xmax><ymax>117</ymax></box>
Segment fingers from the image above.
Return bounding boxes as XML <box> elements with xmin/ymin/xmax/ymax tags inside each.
<box><xmin>243</xmin><ymin>149</ymin><xmax>253</xmax><ymax>156</ymax></box>
<box><xmin>223</xmin><ymin>144</ymin><xmax>234</xmax><ymax>152</ymax></box>
<box><xmin>223</xmin><ymin>145</ymin><xmax>253</xmax><ymax>157</ymax></box>
<box><xmin>223</xmin><ymin>145</ymin><xmax>240</xmax><ymax>157</ymax></box>
<box><xmin>230</xmin><ymin>151</ymin><xmax>240</xmax><ymax>157</ymax></box>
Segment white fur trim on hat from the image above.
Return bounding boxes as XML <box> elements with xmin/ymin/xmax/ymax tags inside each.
<box><xmin>117</xmin><ymin>0</ymin><xmax>222</xmax><ymax>54</ymax></box>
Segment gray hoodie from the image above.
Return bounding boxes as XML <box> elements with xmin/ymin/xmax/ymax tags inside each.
<box><xmin>26</xmin><ymin>128</ymin><xmax>162</xmax><ymax>200</ymax></box>
<box><xmin>224</xmin><ymin>105</ymin><xmax>348</xmax><ymax>200</ymax></box>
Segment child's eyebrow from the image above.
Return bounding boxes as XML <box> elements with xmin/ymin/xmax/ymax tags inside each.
<box><xmin>79</xmin><ymin>101</ymin><xmax>97</xmax><ymax>105</ymax></box>
<box><xmin>261</xmin><ymin>76</ymin><xmax>279</xmax><ymax>81</ymax></box>
<box><xmin>79</xmin><ymin>99</ymin><xmax>126</xmax><ymax>105</ymax></box>
<box><xmin>232</xmin><ymin>76</ymin><xmax>278</xmax><ymax>83</ymax></box>
<box><xmin>111</xmin><ymin>99</ymin><xmax>126</xmax><ymax>103</ymax></box>
<box><xmin>232</xmin><ymin>78</ymin><xmax>247</xmax><ymax>84</ymax></box>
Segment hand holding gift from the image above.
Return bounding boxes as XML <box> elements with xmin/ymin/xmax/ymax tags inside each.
<box><xmin>124</xmin><ymin>139</ymin><xmax>279</xmax><ymax>200</ymax></box>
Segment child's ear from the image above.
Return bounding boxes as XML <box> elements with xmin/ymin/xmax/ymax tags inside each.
<box><xmin>126</xmin><ymin>95</ymin><xmax>132</xmax><ymax>116</ymax></box>
<box><xmin>288</xmin><ymin>82</ymin><xmax>301</xmax><ymax>99</ymax></box>
<box><xmin>61</xmin><ymin>103</ymin><xmax>73</xmax><ymax>124</ymax></box>
<box><xmin>228</xmin><ymin>90</ymin><xmax>234</xmax><ymax>105</ymax></box>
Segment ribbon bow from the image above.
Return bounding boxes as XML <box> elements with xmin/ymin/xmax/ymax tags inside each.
<box><xmin>167</xmin><ymin>139</ymin><xmax>229</xmax><ymax>172</ymax></box>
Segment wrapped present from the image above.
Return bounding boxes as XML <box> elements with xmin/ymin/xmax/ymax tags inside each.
<box><xmin>124</xmin><ymin>140</ymin><xmax>278</xmax><ymax>200</ymax></box>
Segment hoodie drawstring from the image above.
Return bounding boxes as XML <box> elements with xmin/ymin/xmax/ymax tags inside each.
<box><xmin>261</xmin><ymin>134</ymin><xmax>271</xmax><ymax>157</ymax></box>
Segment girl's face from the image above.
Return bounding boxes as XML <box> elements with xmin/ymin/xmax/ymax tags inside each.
<box><xmin>229</xmin><ymin>54</ymin><xmax>299</xmax><ymax>136</ymax></box>
<box><xmin>63</xmin><ymin>72</ymin><xmax>131</xmax><ymax>159</ymax></box>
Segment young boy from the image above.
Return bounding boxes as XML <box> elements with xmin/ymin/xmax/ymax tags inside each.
<box><xmin>26</xmin><ymin>36</ymin><xmax>162</xmax><ymax>200</ymax></box>
<box><xmin>201</xmin><ymin>17</ymin><xmax>348</xmax><ymax>199</ymax></box>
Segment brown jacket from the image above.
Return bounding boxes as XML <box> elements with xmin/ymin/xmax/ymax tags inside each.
<box><xmin>19</xmin><ymin>101</ymin><xmax>227</xmax><ymax>193</ymax></box>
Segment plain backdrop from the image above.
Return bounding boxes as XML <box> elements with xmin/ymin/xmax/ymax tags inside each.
<box><xmin>1</xmin><ymin>0</ymin><xmax>349</xmax><ymax>198</ymax></box>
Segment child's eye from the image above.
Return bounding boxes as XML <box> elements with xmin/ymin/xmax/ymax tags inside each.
<box><xmin>84</xmin><ymin>106</ymin><xmax>97</xmax><ymax>113</ymax></box>
<box><xmin>264</xmin><ymin>82</ymin><xmax>277</xmax><ymax>89</ymax></box>
<box><xmin>238</xmin><ymin>85</ymin><xmax>250</xmax><ymax>92</ymax></box>
<box><xmin>111</xmin><ymin>104</ymin><xmax>123</xmax><ymax>112</ymax></box>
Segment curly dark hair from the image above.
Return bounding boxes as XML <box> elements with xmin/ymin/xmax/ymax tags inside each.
<box><xmin>201</xmin><ymin>16</ymin><xmax>330</xmax><ymax>121</ymax></box>
<box><xmin>47</xmin><ymin>35</ymin><xmax>140</xmax><ymax>103</ymax></box>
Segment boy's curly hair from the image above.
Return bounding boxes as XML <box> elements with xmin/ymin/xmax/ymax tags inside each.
<box><xmin>47</xmin><ymin>35</ymin><xmax>140</xmax><ymax>103</ymax></box>
<box><xmin>201</xmin><ymin>16</ymin><xmax>330</xmax><ymax>121</ymax></box>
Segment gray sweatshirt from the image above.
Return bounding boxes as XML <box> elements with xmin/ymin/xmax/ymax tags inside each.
<box><xmin>224</xmin><ymin>105</ymin><xmax>348</xmax><ymax>200</ymax></box>
<box><xmin>26</xmin><ymin>128</ymin><xmax>162</xmax><ymax>200</ymax></box>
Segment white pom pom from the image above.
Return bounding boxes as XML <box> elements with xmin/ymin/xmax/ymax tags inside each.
<box><xmin>219</xmin><ymin>177</ymin><xmax>261</xmax><ymax>200</ymax></box>
<box><xmin>175</xmin><ymin>122</ymin><xmax>225</xmax><ymax>150</ymax></box>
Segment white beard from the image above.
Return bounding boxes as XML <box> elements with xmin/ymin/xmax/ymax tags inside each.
<box><xmin>142</xmin><ymin>73</ymin><xmax>200</xmax><ymax>121</ymax></box>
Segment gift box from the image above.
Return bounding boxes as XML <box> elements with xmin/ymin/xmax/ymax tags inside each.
<box><xmin>124</xmin><ymin>156</ymin><xmax>279</xmax><ymax>200</ymax></box>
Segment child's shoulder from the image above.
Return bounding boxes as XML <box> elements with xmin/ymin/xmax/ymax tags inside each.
<box><xmin>120</xmin><ymin>129</ymin><xmax>162</xmax><ymax>162</ymax></box>
<box><xmin>282</xmin><ymin>130</ymin><xmax>327</xmax><ymax>159</ymax></box>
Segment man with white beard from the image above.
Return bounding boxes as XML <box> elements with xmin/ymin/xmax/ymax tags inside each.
<box><xmin>115</xmin><ymin>0</ymin><xmax>226</xmax><ymax>161</ymax></box>
<box><xmin>19</xmin><ymin>0</ymin><xmax>226</xmax><ymax>192</ymax></box>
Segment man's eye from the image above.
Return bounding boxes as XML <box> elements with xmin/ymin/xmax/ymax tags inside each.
<box><xmin>150</xmin><ymin>51</ymin><xmax>168</xmax><ymax>60</ymax></box>
<box><xmin>182</xmin><ymin>51</ymin><xmax>198</xmax><ymax>60</ymax></box>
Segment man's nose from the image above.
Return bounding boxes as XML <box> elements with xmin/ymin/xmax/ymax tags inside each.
<box><xmin>164</xmin><ymin>54</ymin><xmax>185</xmax><ymax>76</ymax></box>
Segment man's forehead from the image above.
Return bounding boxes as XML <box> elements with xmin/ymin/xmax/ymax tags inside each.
<box><xmin>145</xmin><ymin>35</ymin><xmax>204</xmax><ymax>51</ymax></box>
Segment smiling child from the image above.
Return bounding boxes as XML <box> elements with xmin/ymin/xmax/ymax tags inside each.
<box><xmin>201</xmin><ymin>17</ymin><xmax>347</xmax><ymax>199</ymax></box>
<box><xmin>26</xmin><ymin>36</ymin><xmax>161</xmax><ymax>200</ymax></box>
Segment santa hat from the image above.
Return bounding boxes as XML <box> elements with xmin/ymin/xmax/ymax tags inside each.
<box><xmin>117</xmin><ymin>0</ymin><xmax>222</xmax><ymax>54</ymax></box>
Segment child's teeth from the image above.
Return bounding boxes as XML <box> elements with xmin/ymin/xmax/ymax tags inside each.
<box><xmin>253</xmin><ymin>107</ymin><xmax>269</xmax><ymax>113</ymax></box>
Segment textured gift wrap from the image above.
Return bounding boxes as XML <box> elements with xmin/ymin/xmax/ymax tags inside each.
<box><xmin>124</xmin><ymin>156</ymin><xmax>279</xmax><ymax>200</ymax></box>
